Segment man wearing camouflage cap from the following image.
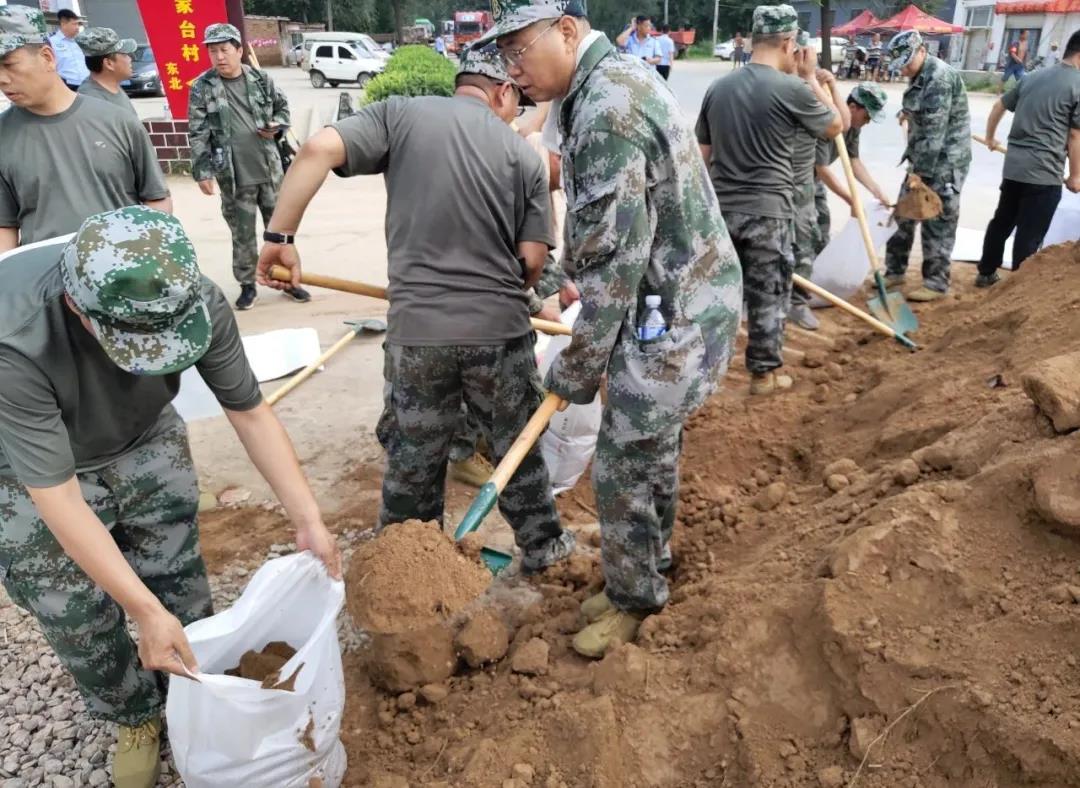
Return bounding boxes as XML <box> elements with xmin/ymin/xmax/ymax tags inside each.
<box><xmin>488</xmin><ymin>0</ymin><xmax>743</xmax><ymax>657</ymax></box>
<box><xmin>882</xmin><ymin>30</ymin><xmax>971</xmax><ymax>301</ymax></box>
<box><xmin>257</xmin><ymin>42</ymin><xmax>577</xmax><ymax>573</ymax></box>
<box><xmin>189</xmin><ymin>23</ymin><xmax>308</xmax><ymax>310</ymax></box>
<box><xmin>76</xmin><ymin>27</ymin><xmax>139</xmax><ymax>116</ymax></box>
<box><xmin>697</xmin><ymin>5</ymin><xmax>842</xmax><ymax>392</ymax></box>
<box><xmin>0</xmin><ymin>6</ymin><xmax>170</xmax><ymax>252</ymax></box>
<box><xmin>813</xmin><ymin>82</ymin><xmax>891</xmax><ymax>255</ymax></box>
<box><xmin>0</xmin><ymin>206</ymin><xmax>340</xmax><ymax>788</ymax></box>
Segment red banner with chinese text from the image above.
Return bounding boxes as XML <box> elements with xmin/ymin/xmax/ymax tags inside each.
<box><xmin>135</xmin><ymin>0</ymin><xmax>229</xmax><ymax>119</ymax></box>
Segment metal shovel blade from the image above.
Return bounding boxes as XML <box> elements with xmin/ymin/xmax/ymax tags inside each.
<box><xmin>453</xmin><ymin>482</ymin><xmax>513</xmax><ymax>575</ymax></box>
<box><xmin>868</xmin><ymin>276</ymin><xmax>919</xmax><ymax>335</ymax></box>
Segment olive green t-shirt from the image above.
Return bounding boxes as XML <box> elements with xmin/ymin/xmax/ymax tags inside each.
<box><xmin>815</xmin><ymin>125</ymin><xmax>862</xmax><ymax>168</ymax></box>
<box><xmin>695</xmin><ymin>64</ymin><xmax>835</xmax><ymax>218</ymax></box>
<box><xmin>0</xmin><ymin>237</ymin><xmax>262</xmax><ymax>488</ymax></box>
<box><xmin>793</xmin><ymin>128</ymin><xmax>818</xmax><ymax>185</ymax></box>
<box><xmin>222</xmin><ymin>75</ymin><xmax>271</xmax><ymax>188</ymax></box>
<box><xmin>1002</xmin><ymin>63</ymin><xmax>1080</xmax><ymax>186</ymax></box>
<box><xmin>0</xmin><ymin>96</ymin><xmax>169</xmax><ymax>245</ymax></box>
<box><xmin>77</xmin><ymin>79</ymin><xmax>138</xmax><ymax>118</ymax></box>
<box><xmin>332</xmin><ymin>95</ymin><xmax>553</xmax><ymax>346</ymax></box>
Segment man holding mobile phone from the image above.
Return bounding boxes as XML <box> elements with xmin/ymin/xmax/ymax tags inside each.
<box><xmin>188</xmin><ymin>23</ymin><xmax>309</xmax><ymax>310</ymax></box>
<box><xmin>616</xmin><ymin>15</ymin><xmax>662</xmax><ymax>68</ymax></box>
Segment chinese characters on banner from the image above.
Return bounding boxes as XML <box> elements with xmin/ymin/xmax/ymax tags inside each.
<box><xmin>135</xmin><ymin>0</ymin><xmax>230</xmax><ymax>119</ymax></box>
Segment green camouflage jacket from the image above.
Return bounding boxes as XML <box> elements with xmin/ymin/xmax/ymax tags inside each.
<box><xmin>900</xmin><ymin>55</ymin><xmax>971</xmax><ymax>186</ymax></box>
<box><xmin>544</xmin><ymin>35</ymin><xmax>742</xmax><ymax>438</ymax></box>
<box><xmin>187</xmin><ymin>65</ymin><xmax>290</xmax><ymax>186</ymax></box>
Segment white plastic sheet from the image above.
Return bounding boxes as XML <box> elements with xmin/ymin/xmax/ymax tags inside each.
<box><xmin>809</xmin><ymin>203</ymin><xmax>897</xmax><ymax>307</ymax></box>
<box><xmin>1042</xmin><ymin>188</ymin><xmax>1080</xmax><ymax>249</ymax></box>
<box><xmin>166</xmin><ymin>553</ymin><xmax>347</xmax><ymax>788</ymax></box>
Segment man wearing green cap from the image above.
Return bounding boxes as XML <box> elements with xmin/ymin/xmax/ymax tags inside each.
<box><xmin>189</xmin><ymin>22</ymin><xmax>308</xmax><ymax>310</ymax></box>
<box><xmin>812</xmin><ymin>82</ymin><xmax>891</xmax><ymax>254</ymax></box>
<box><xmin>0</xmin><ymin>5</ymin><xmax>171</xmax><ymax>252</ymax></box>
<box><xmin>258</xmin><ymin>42</ymin><xmax>576</xmax><ymax>573</ymax></box>
<box><xmin>487</xmin><ymin>1</ymin><xmax>742</xmax><ymax>657</ymax></box>
<box><xmin>76</xmin><ymin>27</ymin><xmax>139</xmax><ymax>116</ymax></box>
<box><xmin>0</xmin><ymin>206</ymin><xmax>340</xmax><ymax>788</ymax></box>
<box><xmin>882</xmin><ymin>29</ymin><xmax>971</xmax><ymax>301</ymax></box>
<box><xmin>697</xmin><ymin>4</ymin><xmax>842</xmax><ymax>394</ymax></box>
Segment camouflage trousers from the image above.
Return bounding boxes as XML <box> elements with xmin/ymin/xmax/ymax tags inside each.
<box><xmin>0</xmin><ymin>408</ymin><xmax>212</xmax><ymax>727</ymax></box>
<box><xmin>813</xmin><ymin>179</ymin><xmax>831</xmax><ymax>256</ymax></box>
<box><xmin>448</xmin><ymin>404</ymin><xmax>484</xmax><ymax>464</ymax></box>
<box><xmin>725</xmin><ymin>211</ymin><xmax>795</xmax><ymax>374</ymax></box>
<box><xmin>376</xmin><ymin>336</ymin><xmax>563</xmax><ymax>553</ymax></box>
<box><xmin>595</xmin><ymin>416</ymin><xmax>681</xmax><ymax>614</ymax></box>
<box><xmin>219</xmin><ymin>177</ymin><xmax>279</xmax><ymax>286</ymax></box>
<box><xmin>884</xmin><ymin>178</ymin><xmax>963</xmax><ymax>294</ymax></box>
<box><xmin>791</xmin><ymin>180</ymin><xmax>822</xmax><ymax>308</ymax></box>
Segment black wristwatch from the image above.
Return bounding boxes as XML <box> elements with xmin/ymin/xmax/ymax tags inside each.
<box><xmin>262</xmin><ymin>230</ymin><xmax>295</xmax><ymax>245</ymax></box>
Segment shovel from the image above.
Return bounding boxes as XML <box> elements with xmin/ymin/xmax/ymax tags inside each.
<box><xmin>833</xmin><ymin>133</ymin><xmax>919</xmax><ymax>336</ymax></box>
<box><xmin>794</xmin><ymin>274</ymin><xmax>916</xmax><ymax>351</ymax></box>
<box><xmin>265</xmin><ymin>318</ymin><xmax>386</xmax><ymax>406</ymax></box>
<box><xmin>453</xmin><ymin>392</ymin><xmax>565</xmax><ymax>574</ymax></box>
<box><xmin>268</xmin><ymin>266</ymin><xmax>573</xmax><ymax>337</ymax></box>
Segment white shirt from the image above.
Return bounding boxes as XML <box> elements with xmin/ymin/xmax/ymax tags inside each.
<box><xmin>541</xmin><ymin>29</ymin><xmax>605</xmax><ymax>154</ymax></box>
<box><xmin>623</xmin><ymin>31</ymin><xmax>661</xmax><ymax>65</ymax></box>
<box><xmin>49</xmin><ymin>31</ymin><xmax>89</xmax><ymax>86</ymax></box>
<box><xmin>658</xmin><ymin>34</ymin><xmax>676</xmax><ymax>66</ymax></box>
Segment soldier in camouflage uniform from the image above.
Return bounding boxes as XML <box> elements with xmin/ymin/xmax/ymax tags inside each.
<box><xmin>883</xmin><ymin>30</ymin><xmax>971</xmax><ymax>301</ymax></box>
<box><xmin>696</xmin><ymin>5</ymin><xmax>841</xmax><ymax>395</ymax></box>
<box><xmin>486</xmin><ymin>1</ymin><xmax>743</xmax><ymax>656</ymax></box>
<box><xmin>188</xmin><ymin>23</ymin><xmax>309</xmax><ymax>309</ymax></box>
<box><xmin>257</xmin><ymin>43</ymin><xmax>576</xmax><ymax>572</ymax></box>
<box><xmin>0</xmin><ymin>206</ymin><xmax>339</xmax><ymax>788</ymax></box>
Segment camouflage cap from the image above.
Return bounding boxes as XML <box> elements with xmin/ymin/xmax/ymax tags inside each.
<box><xmin>458</xmin><ymin>42</ymin><xmax>536</xmax><ymax>104</ymax></box>
<box><xmin>887</xmin><ymin>30</ymin><xmax>923</xmax><ymax>69</ymax></box>
<box><xmin>849</xmin><ymin>81</ymin><xmax>887</xmax><ymax>121</ymax></box>
<box><xmin>752</xmin><ymin>4</ymin><xmax>799</xmax><ymax>36</ymax></box>
<box><xmin>203</xmin><ymin>22</ymin><xmax>242</xmax><ymax>45</ymax></box>
<box><xmin>0</xmin><ymin>5</ymin><xmax>48</xmax><ymax>59</ymax></box>
<box><xmin>62</xmin><ymin>207</ymin><xmax>212</xmax><ymax>376</ymax></box>
<box><xmin>76</xmin><ymin>27</ymin><xmax>138</xmax><ymax>57</ymax></box>
<box><xmin>475</xmin><ymin>0</ymin><xmax>587</xmax><ymax>46</ymax></box>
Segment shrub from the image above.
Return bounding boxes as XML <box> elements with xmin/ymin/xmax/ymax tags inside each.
<box><xmin>364</xmin><ymin>45</ymin><xmax>458</xmax><ymax>104</ymax></box>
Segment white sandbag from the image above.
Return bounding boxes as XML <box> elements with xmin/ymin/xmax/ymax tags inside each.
<box><xmin>809</xmin><ymin>203</ymin><xmax>897</xmax><ymax>306</ymax></box>
<box><xmin>1042</xmin><ymin>188</ymin><xmax>1080</xmax><ymax>249</ymax></box>
<box><xmin>535</xmin><ymin>302</ymin><xmax>602</xmax><ymax>495</ymax></box>
<box><xmin>166</xmin><ymin>552</ymin><xmax>347</xmax><ymax>788</ymax></box>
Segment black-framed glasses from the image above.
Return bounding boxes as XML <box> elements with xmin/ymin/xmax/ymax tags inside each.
<box><xmin>500</xmin><ymin>19</ymin><xmax>560</xmax><ymax>67</ymax></box>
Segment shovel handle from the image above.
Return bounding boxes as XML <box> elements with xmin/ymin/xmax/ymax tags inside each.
<box><xmin>269</xmin><ymin>266</ymin><xmax>573</xmax><ymax>337</ymax></box>
<box><xmin>265</xmin><ymin>328</ymin><xmax>359</xmax><ymax>406</ymax></box>
<box><xmin>793</xmin><ymin>274</ymin><xmax>916</xmax><ymax>350</ymax></box>
<box><xmin>489</xmin><ymin>392</ymin><xmax>564</xmax><ymax>493</ymax></box>
<box><xmin>834</xmin><ymin>133</ymin><xmax>884</xmax><ymax>277</ymax></box>
<box><xmin>972</xmin><ymin>134</ymin><xmax>1007</xmax><ymax>153</ymax></box>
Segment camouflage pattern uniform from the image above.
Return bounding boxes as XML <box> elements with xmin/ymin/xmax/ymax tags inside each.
<box><xmin>790</xmin><ymin>32</ymin><xmax>820</xmax><ymax>309</ymax></box>
<box><xmin>0</xmin><ymin>5</ymin><xmax>48</xmax><ymax>56</ymax></box>
<box><xmin>0</xmin><ymin>207</ymin><xmax>219</xmax><ymax>726</ymax></box>
<box><xmin>188</xmin><ymin>24</ymin><xmax>290</xmax><ymax>286</ymax></box>
<box><xmin>884</xmin><ymin>31</ymin><xmax>971</xmax><ymax>293</ymax></box>
<box><xmin>486</xmin><ymin>12</ymin><xmax>742</xmax><ymax>612</ymax></box>
<box><xmin>76</xmin><ymin>26</ymin><xmax>137</xmax><ymax>58</ymax></box>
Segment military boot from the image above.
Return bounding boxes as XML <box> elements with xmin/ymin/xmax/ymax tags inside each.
<box><xmin>449</xmin><ymin>454</ymin><xmax>495</xmax><ymax>488</ymax></box>
<box><xmin>572</xmin><ymin>608</ymin><xmax>643</xmax><ymax>658</ymax></box>
<box><xmin>113</xmin><ymin>718</ymin><xmax>161</xmax><ymax>788</ymax></box>
<box><xmin>581</xmin><ymin>591</ymin><xmax>614</xmax><ymax>623</ymax></box>
<box><xmin>750</xmin><ymin>371</ymin><xmax>794</xmax><ymax>395</ymax></box>
<box><xmin>907</xmin><ymin>286</ymin><xmax>947</xmax><ymax>302</ymax></box>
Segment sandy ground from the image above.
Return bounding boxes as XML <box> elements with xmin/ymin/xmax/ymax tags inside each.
<box><xmin>165</xmin><ymin>60</ymin><xmax>1012</xmax><ymax>516</ymax></box>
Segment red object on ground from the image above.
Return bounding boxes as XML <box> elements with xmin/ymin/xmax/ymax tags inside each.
<box><xmin>449</xmin><ymin>10</ymin><xmax>493</xmax><ymax>53</ymax></box>
<box><xmin>831</xmin><ymin>10</ymin><xmax>882</xmax><ymax>36</ymax></box>
<box><xmin>873</xmin><ymin>5</ymin><xmax>965</xmax><ymax>33</ymax></box>
<box><xmin>994</xmin><ymin>0</ymin><xmax>1080</xmax><ymax>13</ymax></box>
<box><xmin>136</xmin><ymin>0</ymin><xmax>229</xmax><ymax>120</ymax></box>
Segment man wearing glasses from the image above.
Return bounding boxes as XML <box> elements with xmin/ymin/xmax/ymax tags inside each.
<box><xmin>487</xmin><ymin>1</ymin><xmax>743</xmax><ymax>657</ymax></box>
<box><xmin>257</xmin><ymin>44</ymin><xmax>576</xmax><ymax>574</ymax></box>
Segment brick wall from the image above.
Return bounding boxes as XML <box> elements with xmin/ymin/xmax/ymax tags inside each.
<box><xmin>143</xmin><ymin>119</ymin><xmax>192</xmax><ymax>176</ymax></box>
<box><xmin>246</xmin><ymin>17</ymin><xmax>286</xmax><ymax>67</ymax></box>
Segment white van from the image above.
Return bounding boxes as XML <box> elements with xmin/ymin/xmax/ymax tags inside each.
<box><xmin>305</xmin><ymin>41</ymin><xmax>385</xmax><ymax>88</ymax></box>
<box><xmin>301</xmin><ymin>31</ymin><xmax>389</xmax><ymax>64</ymax></box>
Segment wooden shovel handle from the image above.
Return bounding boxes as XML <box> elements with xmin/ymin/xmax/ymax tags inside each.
<box><xmin>269</xmin><ymin>266</ymin><xmax>573</xmax><ymax>337</ymax></box>
<box><xmin>972</xmin><ymin>134</ymin><xmax>1007</xmax><ymax>153</ymax></box>
<box><xmin>834</xmin><ymin>133</ymin><xmax>885</xmax><ymax>276</ymax></box>
<box><xmin>489</xmin><ymin>392</ymin><xmax>563</xmax><ymax>494</ymax></box>
<box><xmin>264</xmin><ymin>328</ymin><xmax>358</xmax><ymax>406</ymax></box>
<box><xmin>793</xmin><ymin>274</ymin><xmax>904</xmax><ymax>342</ymax></box>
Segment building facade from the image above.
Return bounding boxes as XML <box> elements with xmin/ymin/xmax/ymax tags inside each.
<box><xmin>952</xmin><ymin>0</ymin><xmax>1078</xmax><ymax>70</ymax></box>
<box><xmin>788</xmin><ymin>0</ymin><xmax>960</xmax><ymax>36</ymax></box>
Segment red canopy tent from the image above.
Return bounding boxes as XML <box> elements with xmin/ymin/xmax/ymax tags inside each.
<box><xmin>832</xmin><ymin>10</ymin><xmax>883</xmax><ymax>36</ymax></box>
<box><xmin>873</xmin><ymin>5</ymin><xmax>965</xmax><ymax>33</ymax></box>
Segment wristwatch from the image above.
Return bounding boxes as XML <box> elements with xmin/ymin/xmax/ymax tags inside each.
<box><xmin>262</xmin><ymin>230</ymin><xmax>295</xmax><ymax>245</ymax></box>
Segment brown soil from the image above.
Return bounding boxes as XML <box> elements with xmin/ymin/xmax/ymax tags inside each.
<box><xmin>224</xmin><ymin>640</ymin><xmax>299</xmax><ymax>690</ymax></box>
<box><xmin>327</xmin><ymin>246</ymin><xmax>1080</xmax><ymax>787</ymax></box>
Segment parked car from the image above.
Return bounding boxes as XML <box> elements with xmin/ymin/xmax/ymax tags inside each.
<box><xmin>714</xmin><ymin>38</ymin><xmax>736</xmax><ymax>59</ymax></box>
<box><xmin>305</xmin><ymin>41</ymin><xmax>385</xmax><ymax>88</ymax></box>
<box><xmin>287</xmin><ymin>43</ymin><xmax>305</xmax><ymax>67</ymax></box>
<box><xmin>807</xmin><ymin>36</ymin><xmax>849</xmax><ymax>65</ymax></box>
<box><xmin>122</xmin><ymin>46</ymin><xmax>163</xmax><ymax>97</ymax></box>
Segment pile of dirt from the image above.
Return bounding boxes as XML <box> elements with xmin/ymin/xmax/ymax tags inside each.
<box><xmin>335</xmin><ymin>247</ymin><xmax>1080</xmax><ymax>787</ymax></box>
<box><xmin>224</xmin><ymin>641</ymin><xmax>300</xmax><ymax>690</ymax></box>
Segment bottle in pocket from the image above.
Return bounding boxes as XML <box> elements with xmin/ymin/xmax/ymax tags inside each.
<box><xmin>637</xmin><ymin>295</ymin><xmax>667</xmax><ymax>341</ymax></box>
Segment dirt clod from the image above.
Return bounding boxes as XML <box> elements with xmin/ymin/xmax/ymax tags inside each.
<box><xmin>224</xmin><ymin>641</ymin><xmax>296</xmax><ymax>688</ymax></box>
<box><xmin>1033</xmin><ymin>460</ymin><xmax>1080</xmax><ymax>531</ymax></box>
<box><xmin>817</xmin><ymin>765</ymin><xmax>844</xmax><ymax>788</ymax></box>
<box><xmin>511</xmin><ymin>638</ymin><xmax>549</xmax><ymax>676</ymax></box>
<box><xmin>893</xmin><ymin>458</ymin><xmax>921</xmax><ymax>486</ymax></box>
<box><xmin>825</xmin><ymin>474</ymin><xmax>849</xmax><ymax>493</ymax></box>
<box><xmin>1022</xmin><ymin>352</ymin><xmax>1080</xmax><ymax>432</ymax></box>
<box><xmin>754</xmin><ymin>482</ymin><xmax>787</xmax><ymax>511</ymax></box>
<box><xmin>456</xmin><ymin>610</ymin><xmax>510</xmax><ymax>668</ymax></box>
<box><xmin>419</xmin><ymin>683</ymin><xmax>450</xmax><ymax>705</ymax></box>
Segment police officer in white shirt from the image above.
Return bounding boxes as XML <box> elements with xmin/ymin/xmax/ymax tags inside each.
<box><xmin>48</xmin><ymin>8</ymin><xmax>89</xmax><ymax>90</ymax></box>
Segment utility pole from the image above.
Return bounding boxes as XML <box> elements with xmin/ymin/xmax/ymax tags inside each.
<box><xmin>664</xmin><ymin>0</ymin><xmax>669</xmax><ymax>25</ymax></box>
<box><xmin>712</xmin><ymin>0</ymin><xmax>719</xmax><ymax>50</ymax></box>
<box><xmin>326</xmin><ymin>0</ymin><xmax>334</xmax><ymax>31</ymax></box>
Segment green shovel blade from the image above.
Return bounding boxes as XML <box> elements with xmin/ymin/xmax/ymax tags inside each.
<box><xmin>869</xmin><ymin>272</ymin><xmax>919</xmax><ymax>335</ymax></box>
<box><xmin>453</xmin><ymin>482</ymin><xmax>513</xmax><ymax>575</ymax></box>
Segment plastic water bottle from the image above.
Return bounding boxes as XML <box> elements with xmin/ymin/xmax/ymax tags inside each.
<box><xmin>637</xmin><ymin>295</ymin><xmax>667</xmax><ymax>341</ymax></box>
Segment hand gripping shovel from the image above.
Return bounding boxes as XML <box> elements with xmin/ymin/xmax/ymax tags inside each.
<box><xmin>453</xmin><ymin>392</ymin><xmax>565</xmax><ymax>574</ymax></box>
<box><xmin>833</xmin><ymin>133</ymin><xmax>919</xmax><ymax>336</ymax></box>
<box><xmin>794</xmin><ymin>274</ymin><xmax>916</xmax><ymax>351</ymax></box>
<box><xmin>269</xmin><ymin>266</ymin><xmax>572</xmax><ymax>337</ymax></box>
